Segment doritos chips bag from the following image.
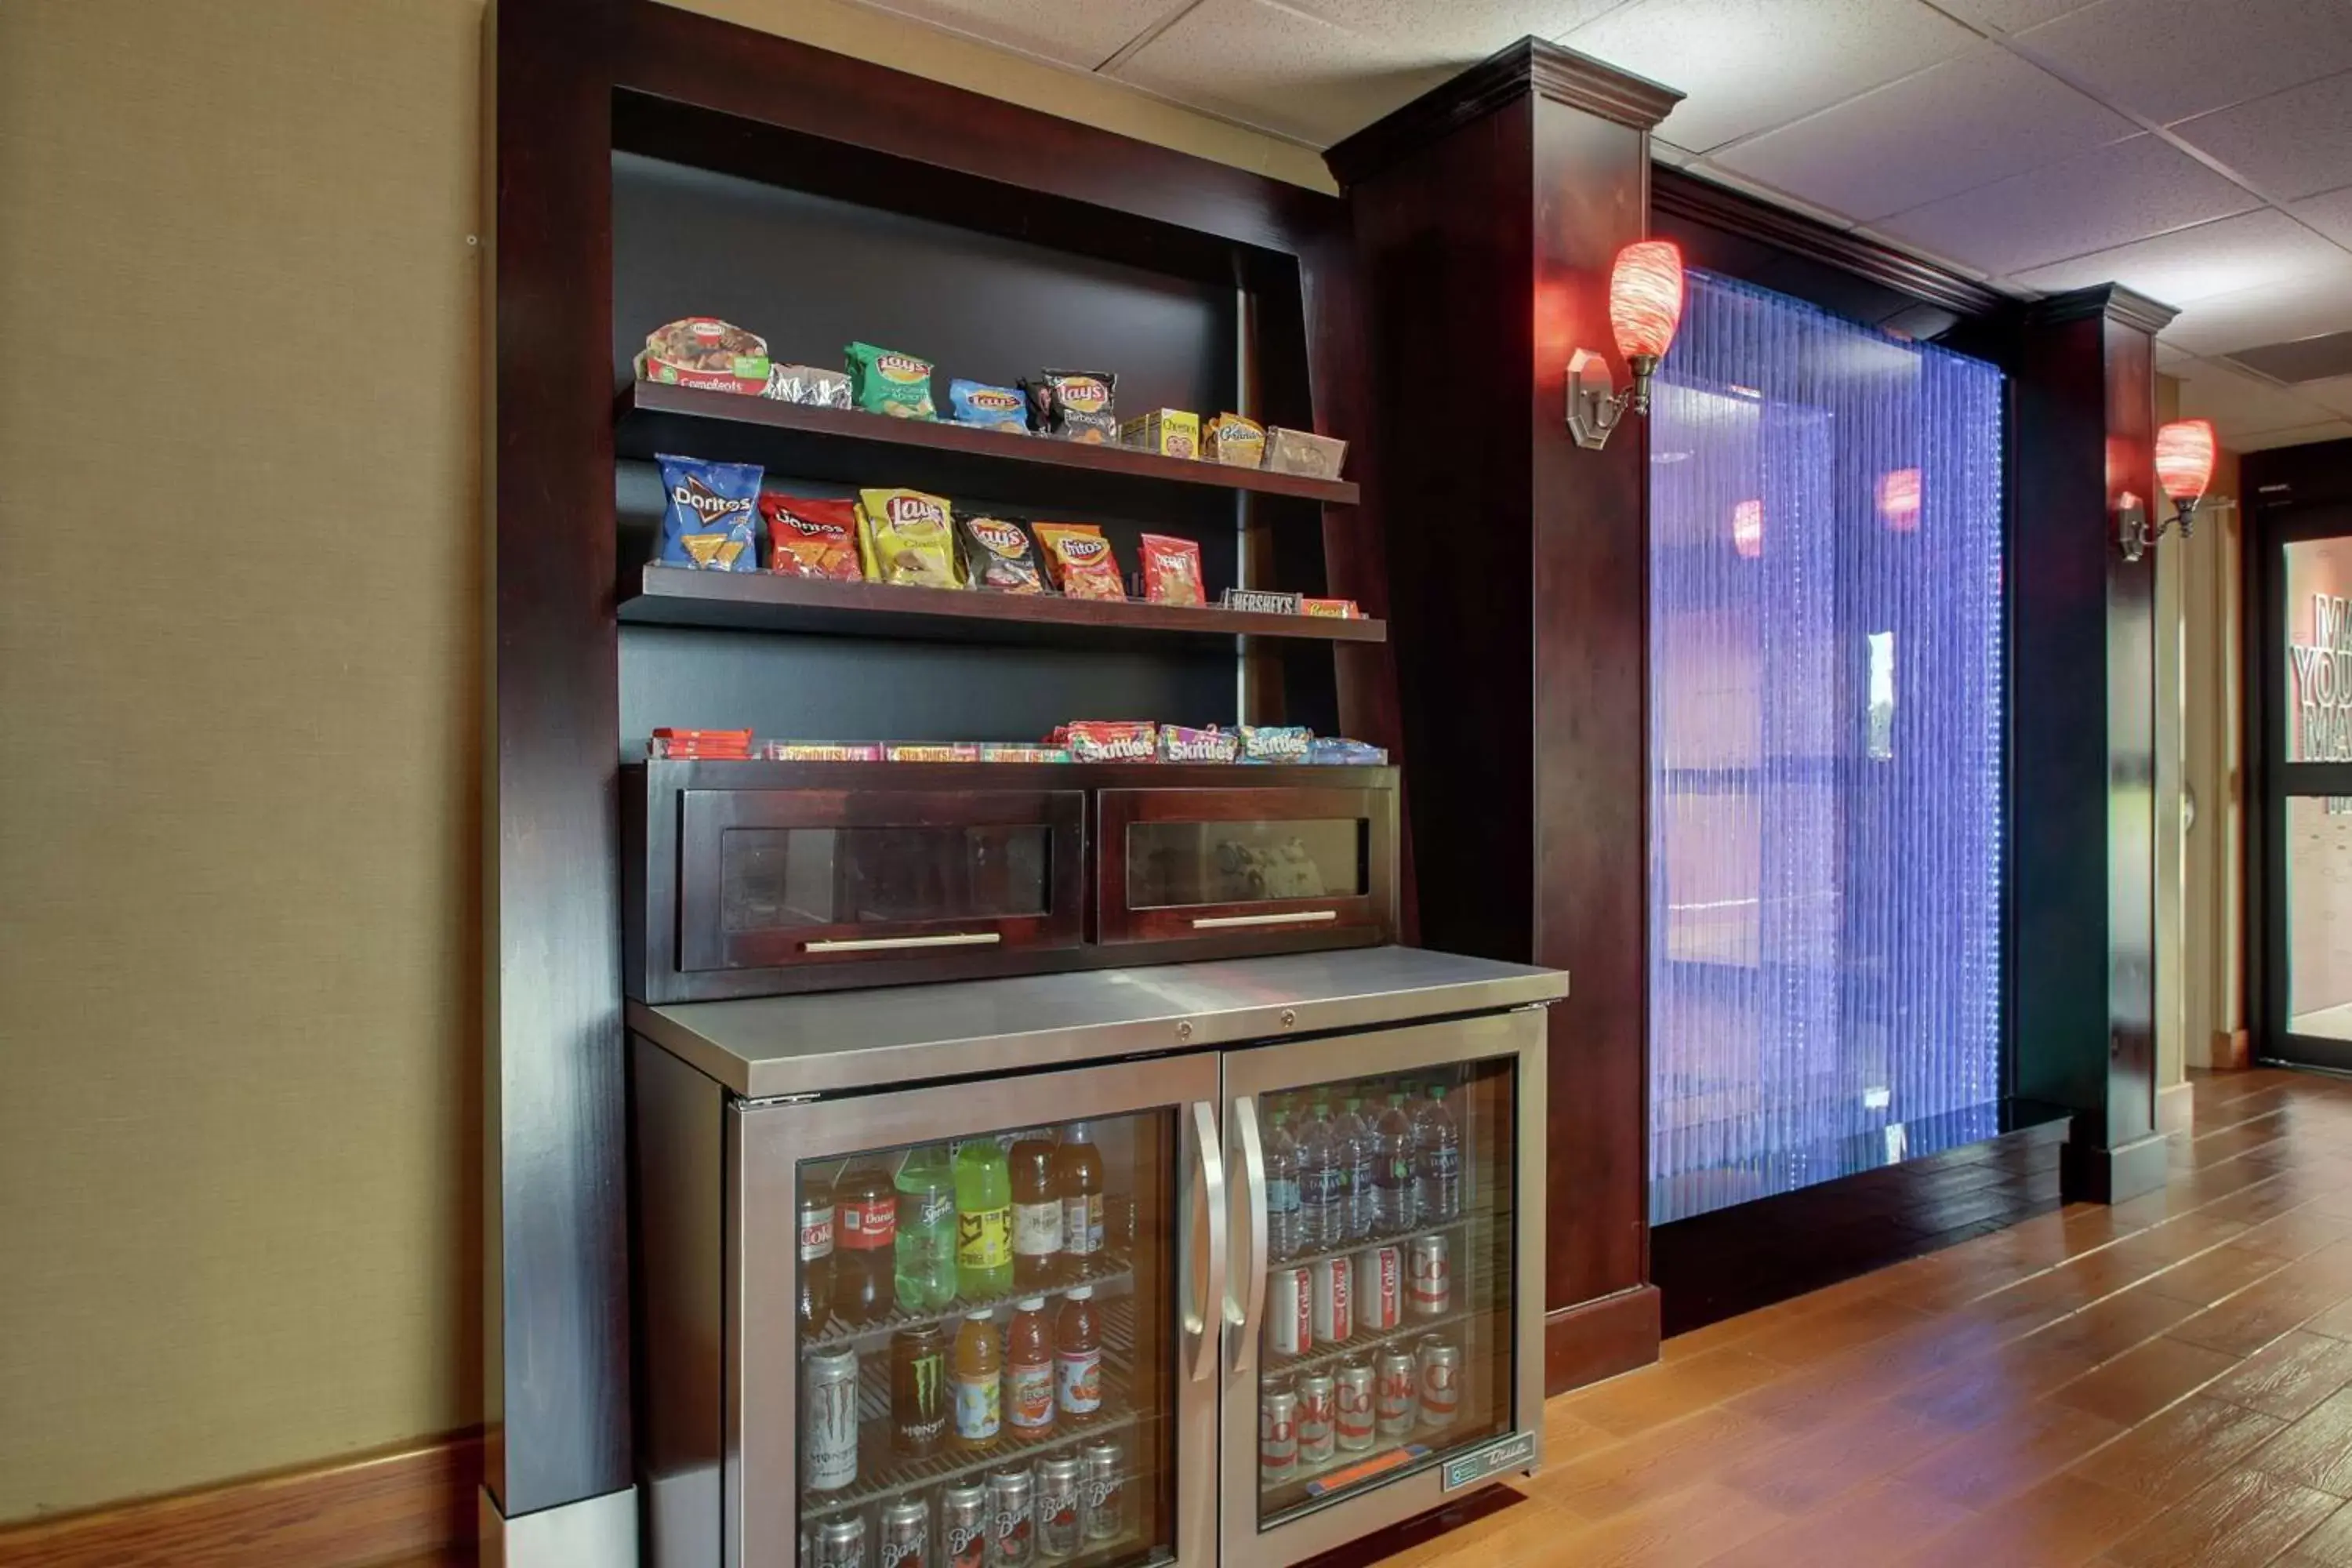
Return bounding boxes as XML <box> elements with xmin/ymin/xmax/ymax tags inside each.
<box><xmin>655</xmin><ymin>454</ymin><xmax>762</xmax><ymax>570</ymax></box>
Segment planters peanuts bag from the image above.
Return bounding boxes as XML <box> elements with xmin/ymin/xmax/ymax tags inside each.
<box><xmin>655</xmin><ymin>454</ymin><xmax>762</xmax><ymax>570</ymax></box>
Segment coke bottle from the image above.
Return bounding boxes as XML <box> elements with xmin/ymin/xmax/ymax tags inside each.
<box><xmin>1263</xmin><ymin>1109</ymin><xmax>1301</xmax><ymax>1261</ymax></box>
<box><xmin>1335</xmin><ymin>1096</ymin><xmax>1377</xmax><ymax>1241</ymax></box>
<box><xmin>798</xmin><ymin>1174</ymin><xmax>836</xmax><ymax>1337</ymax></box>
<box><xmin>1414</xmin><ymin>1084</ymin><xmax>1462</xmax><ymax>1221</ymax></box>
<box><xmin>895</xmin><ymin>1143</ymin><xmax>959</xmax><ymax>1312</ymax></box>
<box><xmin>1295</xmin><ymin>1098</ymin><xmax>1343</xmax><ymax>1252</ymax></box>
<box><xmin>1009</xmin><ymin>1134</ymin><xmax>1063</xmax><ymax>1292</ymax></box>
<box><xmin>834</xmin><ymin>1157</ymin><xmax>898</xmax><ymax>1323</ymax></box>
<box><xmin>1372</xmin><ymin>1093</ymin><xmax>1417</xmax><ymax>1233</ymax></box>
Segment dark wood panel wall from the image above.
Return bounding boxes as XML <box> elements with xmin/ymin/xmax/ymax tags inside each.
<box><xmin>1327</xmin><ymin>41</ymin><xmax>1682</xmax><ymax>1395</ymax></box>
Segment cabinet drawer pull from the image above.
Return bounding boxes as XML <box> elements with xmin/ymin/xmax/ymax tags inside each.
<box><xmin>1189</xmin><ymin>910</ymin><xmax>1341</xmax><ymax>930</ymax></box>
<box><xmin>801</xmin><ymin>932</ymin><xmax>1004</xmax><ymax>953</ymax></box>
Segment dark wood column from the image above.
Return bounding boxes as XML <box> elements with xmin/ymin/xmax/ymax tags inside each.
<box><xmin>1327</xmin><ymin>40</ymin><xmax>1680</xmax><ymax>1393</ymax></box>
<box><xmin>2010</xmin><ymin>284</ymin><xmax>2179</xmax><ymax>1203</ymax></box>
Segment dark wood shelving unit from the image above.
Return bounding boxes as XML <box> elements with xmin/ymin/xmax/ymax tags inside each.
<box><xmin>619</xmin><ymin>564</ymin><xmax>1386</xmax><ymax>648</ymax></box>
<box><xmin>615</xmin><ymin>382</ymin><xmax>1359</xmax><ymax>514</ymax></box>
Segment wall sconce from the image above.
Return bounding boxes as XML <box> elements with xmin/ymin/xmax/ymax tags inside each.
<box><xmin>2118</xmin><ymin>419</ymin><xmax>2218</xmax><ymax>561</ymax></box>
<box><xmin>1567</xmin><ymin>240</ymin><xmax>1685</xmax><ymax>449</ymax></box>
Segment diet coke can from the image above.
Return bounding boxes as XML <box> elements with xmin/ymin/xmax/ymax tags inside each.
<box><xmin>1296</xmin><ymin>1371</ymin><xmax>1337</xmax><ymax>1465</ymax></box>
<box><xmin>880</xmin><ymin>1498</ymin><xmax>930</xmax><ymax>1568</ymax></box>
<box><xmin>1417</xmin><ymin>1335</ymin><xmax>1461</xmax><ymax>1428</ymax></box>
<box><xmin>1355</xmin><ymin>1245</ymin><xmax>1402</xmax><ymax>1331</ymax></box>
<box><xmin>1310</xmin><ymin>1255</ymin><xmax>1352</xmax><ymax>1344</ymax></box>
<box><xmin>1334</xmin><ymin>1359</ymin><xmax>1376</xmax><ymax>1451</ymax></box>
<box><xmin>939</xmin><ymin>1483</ymin><xmax>989</xmax><ymax>1568</ymax></box>
<box><xmin>1260</xmin><ymin>1385</ymin><xmax>1299</xmax><ymax>1483</ymax></box>
<box><xmin>1269</xmin><ymin>1265</ymin><xmax>1312</xmax><ymax>1357</ymax></box>
<box><xmin>1407</xmin><ymin>1232</ymin><xmax>1451</xmax><ymax>1318</ymax></box>
<box><xmin>1374</xmin><ymin>1347</ymin><xmax>1417</xmax><ymax>1438</ymax></box>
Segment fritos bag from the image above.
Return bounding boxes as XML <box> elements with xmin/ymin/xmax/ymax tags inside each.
<box><xmin>1033</xmin><ymin>522</ymin><xmax>1124</xmax><ymax>601</ymax></box>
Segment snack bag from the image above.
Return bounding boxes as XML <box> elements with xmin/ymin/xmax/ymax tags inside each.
<box><xmin>855</xmin><ymin>487</ymin><xmax>960</xmax><ymax>587</ymax></box>
<box><xmin>637</xmin><ymin>318</ymin><xmax>771</xmax><ymax>395</ymax></box>
<box><xmin>1305</xmin><ymin>737</ymin><xmax>1388</xmax><ymax>765</ymax></box>
<box><xmin>760</xmin><ymin>494</ymin><xmax>864</xmax><ymax>581</ymax></box>
<box><xmin>1139</xmin><ymin>535</ymin><xmax>1206</xmax><ymax>606</ymax></box>
<box><xmin>1033</xmin><ymin>522</ymin><xmax>1125</xmax><ymax>601</ymax></box>
<box><xmin>1240</xmin><ymin>724</ymin><xmax>1312</xmax><ymax>763</ymax></box>
<box><xmin>763</xmin><ymin>364</ymin><xmax>851</xmax><ymax>408</ymax></box>
<box><xmin>655</xmin><ymin>454</ymin><xmax>762</xmax><ymax>570</ymax></box>
<box><xmin>1159</xmin><ymin>724</ymin><xmax>1239</xmax><ymax>763</ymax></box>
<box><xmin>949</xmin><ymin>379</ymin><xmax>1029</xmax><ymax>432</ymax></box>
<box><xmin>1028</xmin><ymin>369</ymin><xmax>1117</xmax><ymax>444</ymax></box>
<box><xmin>1203</xmin><ymin>412</ymin><xmax>1266</xmax><ymax>468</ymax></box>
<box><xmin>1056</xmin><ymin>720</ymin><xmax>1157</xmax><ymax>763</ymax></box>
<box><xmin>844</xmin><ymin>343</ymin><xmax>938</xmax><ymax>419</ymax></box>
<box><xmin>957</xmin><ymin>514</ymin><xmax>1048</xmax><ymax>593</ymax></box>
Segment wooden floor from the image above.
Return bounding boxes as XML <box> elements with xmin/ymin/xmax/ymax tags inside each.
<box><xmin>1385</xmin><ymin>1066</ymin><xmax>2352</xmax><ymax>1568</ymax></box>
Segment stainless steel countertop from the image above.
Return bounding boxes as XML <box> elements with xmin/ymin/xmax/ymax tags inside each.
<box><xmin>627</xmin><ymin>946</ymin><xmax>1569</xmax><ymax>1099</ymax></box>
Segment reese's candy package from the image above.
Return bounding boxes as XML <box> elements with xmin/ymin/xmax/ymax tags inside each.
<box><xmin>957</xmin><ymin>514</ymin><xmax>1048</xmax><ymax>593</ymax></box>
<box><xmin>655</xmin><ymin>454</ymin><xmax>762</xmax><ymax>570</ymax></box>
<box><xmin>856</xmin><ymin>487</ymin><xmax>960</xmax><ymax>588</ymax></box>
<box><xmin>844</xmin><ymin>342</ymin><xmax>938</xmax><ymax>419</ymax></box>
<box><xmin>1139</xmin><ymin>534</ymin><xmax>1206</xmax><ymax>606</ymax></box>
<box><xmin>759</xmin><ymin>494</ymin><xmax>864</xmax><ymax>581</ymax></box>
<box><xmin>949</xmin><ymin>379</ymin><xmax>1029</xmax><ymax>433</ymax></box>
<box><xmin>1027</xmin><ymin>369</ymin><xmax>1118</xmax><ymax>444</ymax></box>
<box><xmin>1033</xmin><ymin>522</ymin><xmax>1125</xmax><ymax>601</ymax></box>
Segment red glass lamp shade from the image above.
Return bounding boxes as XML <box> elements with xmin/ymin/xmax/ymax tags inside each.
<box><xmin>1610</xmin><ymin>240</ymin><xmax>1685</xmax><ymax>365</ymax></box>
<box><xmin>2155</xmin><ymin>419</ymin><xmax>2216</xmax><ymax>507</ymax></box>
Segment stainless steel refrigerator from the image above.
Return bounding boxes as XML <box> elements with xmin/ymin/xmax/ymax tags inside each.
<box><xmin>630</xmin><ymin>946</ymin><xmax>1566</xmax><ymax>1568</ymax></box>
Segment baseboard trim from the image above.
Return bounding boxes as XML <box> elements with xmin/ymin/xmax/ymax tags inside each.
<box><xmin>2061</xmin><ymin>1127</ymin><xmax>2172</xmax><ymax>1205</ymax></box>
<box><xmin>2157</xmin><ymin>1080</ymin><xmax>2195</xmax><ymax>1135</ymax></box>
<box><xmin>1544</xmin><ymin>1284</ymin><xmax>1661</xmax><ymax>1397</ymax></box>
<box><xmin>0</xmin><ymin>1428</ymin><xmax>481</xmax><ymax>1568</ymax></box>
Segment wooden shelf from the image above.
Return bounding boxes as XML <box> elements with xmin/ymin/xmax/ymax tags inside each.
<box><xmin>619</xmin><ymin>564</ymin><xmax>1387</xmax><ymax>649</ymax></box>
<box><xmin>615</xmin><ymin>381</ymin><xmax>1359</xmax><ymax>515</ymax></box>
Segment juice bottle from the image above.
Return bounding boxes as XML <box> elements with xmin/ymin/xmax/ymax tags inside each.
<box><xmin>952</xmin><ymin>1308</ymin><xmax>1002</xmax><ymax>1450</ymax></box>
<box><xmin>1004</xmin><ymin>1298</ymin><xmax>1057</xmax><ymax>1437</ymax></box>
<box><xmin>1009</xmin><ymin>1135</ymin><xmax>1063</xmax><ymax>1292</ymax></box>
<box><xmin>895</xmin><ymin>1143</ymin><xmax>959</xmax><ymax>1312</ymax></box>
<box><xmin>955</xmin><ymin>1138</ymin><xmax>1014</xmax><ymax>1300</ymax></box>
<box><xmin>1056</xmin><ymin>1123</ymin><xmax>1105</xmax><ymax>1272</ymax></box>
<box><xmin>1055</xmin><ymin>1286</ymin><xmax>1103</xmax><ymax>1421</ymax></box>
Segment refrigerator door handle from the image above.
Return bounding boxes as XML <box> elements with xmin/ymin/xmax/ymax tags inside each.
<box><xmin>1186</xmin><ymin>1099</ymin><xmax>1228</xmax><ymax>1385</ymax></box>
<box><xmin>1226</xmin><ymin>1093</ymin><xmax>1269</xmax><ymax>1376</ymax></box>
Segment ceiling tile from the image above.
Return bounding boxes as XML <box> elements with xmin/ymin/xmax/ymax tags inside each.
<box><xmin>2158</xmin><ymin>257</ymin><xmax>2352</xmax><ymax>354</ymax></box>
<box><xmin>850</xmin><ymin>0</ymin><xmax>1185</xmax><ymax>69</ymax></box>
<box><xmin>1285</xmin><ymin>0</ymin><xmax>1628</xmax><ymax>56</ymax></box>
<box><xmin>1709</xmin><ymin>45</ymin><xmax>2136</xmax><ymax>222</ymax></box>
<box><xmin>2235</xmin><ymin>419</ymin><xmax>2352</xmax><ymax>451</ymax></box>
<box><xmin>2011</xmin><ymin>0</ymin><xmax>2352</xmax><ymax>125</ymax></box>
<box><xmin>2172</xmin><ymin>72</ymin><xmax>2352</xmax><ymax>201</ymax></box>
<box><xmin>1928</xmin><ymin>0</ymin><xmax>2102</xmax><ymax>31</ymax></box>
<box><xmin>2176</xmin><ymin>356</ymin><xmax>2336</xmax><ymax>436</ymax></box>
<box><xmin>2008</xmin><ymin>209</ymin><xmax>2349</xmax><ymax>304</ymax></box>
<box><xmin>1653</xmin><ymin>136</ymin><xmax>1703</xmax><ymax>167</ymax></box>
<box><xmin>2296</xmin><ymin>185</ymin><xmax>2352</xmax><ymax>245</ymax></box>
<box><xmin>1558</xmin><ymin>0</ymin><xmax>1978</xmax><ymax>153</ymax></box>
<box><xmin>1109</xmin><ymin>0</ymin><xmax>1456</xmax><ymax>144</ymax></box>
<box><xmin>1872</xmin><ymin>132</ymin><xmax>2257</xmax><ymax>276</ymax></box>
<box><xmin>2302</xmin><ymin>375</ymin><xmax>2352</xmax><ymax>417</ymax></box>
<box><xmin>2154</xmin><ymin>342</ymin><xmax>2199</xmax><ymax>371</ymax></box>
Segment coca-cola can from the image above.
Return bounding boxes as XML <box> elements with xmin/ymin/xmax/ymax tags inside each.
<box><xmin>1310</xmin><ymin>1255</ymin><xmax>1353</xmax><ymax>1344</ymax></box>
<box><xmin>1036</xmin><ymin>1456</ymin><xmax>1083</xmax><ymax>1560</ymax></box>
<box><xmin>989</xmin><ymin>1468</ymin><xmax>1034</xmax><ymax>1568</ymax></box>
<box><xmin>1296</xmin><ymin>1371</ymin><xmax>1337</xmax><ymax>1465</ymax></box>
<box><xmin>1374</xmin><ymin>1347</ymin><xmax>1417</xmax><ymax>1437</ymax></box>
<box><xmin>1269</xmin><ymin>1265</ymin><xmax>1312</xmax><ymax>1357</ymax></box>
<box><xmin>1407</xmin><ymin>1233</ymin><xmax>1451</xmax><ymax>1318</ymax></box>
<box><xmin>1417</xmin><ymin>1335</ymin><xmax>1461</xmax><ymax>1428</ymax></box>
<box><xmin>1354</xmin><ymin>1245</ymin><xmax>1402</xmax><ymax>1331</ymax></box>
<box><xmin>880</xmin><ymin>1498</ymin><xmax>929</xmax><ymax>1568</ymax></box>
<box><xmin>1260</xmin><ymin>1385</ymin><xmax>1299</xmax><ymax>1483</ymax></box>
<box><xmin>1334</xmin><ymin>1360</ymin><xmax>1376</xmax><ymax>1451</ymax></box>
<box><xmin>940</xmin><ymin>1483</ymin><xmax>989</xmax><ymax>1568</ymax></box>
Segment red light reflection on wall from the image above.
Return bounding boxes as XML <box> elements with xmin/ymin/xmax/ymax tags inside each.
<box><xmin>1733</xmin><ymin>499</ymin><xmax>1764</xmax><ymax>558</ymax></box>
<box><xmin>1878</xmin><ymin>467</ymin><xmax>1923</xmax><ymax>531</ymax></box>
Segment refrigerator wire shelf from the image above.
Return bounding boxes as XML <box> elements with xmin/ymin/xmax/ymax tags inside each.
<box><xmin>801</xmin><ymin>1250</ymin><xmax>1138</xmax><ymax>1356</ymax></box>
<box><xmin>1272</xmin><ymin>1204</ymin><xmax>1493</xmax><ymax>1274</ymax></box>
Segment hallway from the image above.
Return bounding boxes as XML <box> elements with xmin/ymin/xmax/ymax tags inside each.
<box><xmin>1385</xmin><ymin>1068</ymin><xmax>2352</xmax><ymax>1567</ymax></box>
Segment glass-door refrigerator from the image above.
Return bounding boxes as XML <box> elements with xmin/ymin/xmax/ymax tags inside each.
<box><xmin>630</xmin><ymin>948</ymin><xmax>1557</xmax><ymax>1568</ymax></box>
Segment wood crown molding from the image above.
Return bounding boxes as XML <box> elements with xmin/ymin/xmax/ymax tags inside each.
<box><xmin>0</xmin><ymin>1430</ymin><xmax>480</xmax><ymax>1568</ymax></box>
<box><xmin>1326</xmin><ymin>36</ymin><xmax>1682</xmax><ymax>187</ymax></box>
<box><xmin>2024</xmin><ymin>281</ymin><xmax>2180</xmax><ymax>335</ymax></box>
<box><xmin>1651</xmin><ymin>167</ymin><xmax>2009</xmax><ymax>320</ymax></box>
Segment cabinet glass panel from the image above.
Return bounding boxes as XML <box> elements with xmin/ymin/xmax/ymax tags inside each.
<box><xmin>797</xmin><ymin>1111</ymin><xmax>1178</xmax><ymax>1568</ymax></box>
<box><xmin>723</xmin><ymin>825</ymin><xmax>1051</xmax><ymax>931</ymax></box>
<box><xmin>1252</xmin><ymin>1058</ymin><xmax>1516</xmax><ymax>1528</ymax></box>
<box><xmin>1124</xmin><ymin>820</ymin><xmax>1365</xmax><ymax>909</ymax></box>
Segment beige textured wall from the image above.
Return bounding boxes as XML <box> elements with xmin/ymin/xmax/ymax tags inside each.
<box><xmin>0</xmin><ymin>0</ymin><xmax>1324</xmax><ymax>1525</ymax></box>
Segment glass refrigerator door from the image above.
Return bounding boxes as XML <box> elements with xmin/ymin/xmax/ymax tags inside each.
<box><xmin>732</xmin><ymin>1054</ymin><xmax>1224</xmax><ymax>1568</ymax></box>
<box><xmin>1218</xmin><ymin>1008</ymin><xmax>1548</xmax><ymax>1568</ymax></box>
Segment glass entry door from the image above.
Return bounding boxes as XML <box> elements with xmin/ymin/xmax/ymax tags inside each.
<box><xmin>1217</xmin><ymin>1010</ymin><xmax>1546</xmax><ymax>1568</ymax></box>
<box><xmin>733</xmin><ymin>1056</ymin><xmax>1221</xmax><ymax>1568</ymax></box>
<box><xmin>2261</xmin><ymin>512</ymin><xmax>2352</xmax><ymax>1070</ymax></box>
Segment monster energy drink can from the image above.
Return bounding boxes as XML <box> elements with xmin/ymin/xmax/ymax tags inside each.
<box><xmin>1035</xmin><ymin>1455</ymin><xmax>1083</xmax><ymax>1559</ymax></box>
<box><xmin>805</xmin><ymin>1346</ymin><xmax>861</xmax><ymax>1491</ymax></box>
<box><xmin>940</xmin><ymin>1482</ymin><xmax>989</xmax><ymax>1568</ymax></box>
<box><xmin>879</xmin><ymin>1497</ymin><xmax>930</xmax><ymax>1568</ymax></box>
<box><xmin>813</xmin><ymin>1514</ymin><xmax>869</xmax><ymax>1568</ymax></box>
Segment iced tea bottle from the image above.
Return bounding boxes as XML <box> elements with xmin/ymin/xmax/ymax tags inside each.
<box><xmin>1004</xmin><ymin>1297</ymin><xmax>1056</xmax><ymax>1438</ymax></box>
<box><xmin>1056</xmin><ymin>1123</ymin><xmax>1105</xmax><ymax>1274</ymax></box>
<box><xmin>1009</xmin><ymin>1135</ymin><xmax>1062</xmax><ymax>1292</ymax></box>
<box><xmin>1055</xmin><ymin>1285</ymin><xmax>1103</xmax><ymax>1421</ymax></box>
<box><xmin>952</xmin><ymin>1308</ymin><xmax>1003</xmax><ymax>1451</ymax></box>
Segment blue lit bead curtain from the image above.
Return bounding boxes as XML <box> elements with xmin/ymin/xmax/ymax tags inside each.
<box><xmin>1647</xmin><ymin>270</ymin><xmax>2004</xmax><ymax>1225</ymax></box>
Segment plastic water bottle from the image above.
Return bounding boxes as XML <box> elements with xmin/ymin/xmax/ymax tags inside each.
<box><xmin>1334</xmin><ymin>1097</ymin><xmax>1377</xmax><ymax>1240</ymax></box>
<box><xmin>1263</xmin><ymin>1109</ymin><xmax>1301</xmax><ymax>1261</ymax></box>
<box><xmin>895</xmin><ymin>1144</ymin><xmax>959</xmax><ymax>1311</ymax></box>
<box><xmin>1295</xmin><ymin>1099</ymin><xmax>1344</xmax><ymax>1252</ymax></box>
<box><xmin>1372</xmin><ymin>1092</ymin><xmax>1418</xmax><ymax>1232</ymax></box>
<box><xmin>1414</xmin><ymin>1085</ymin><xmax>1462</xmax><ymax>1221</ymax></box>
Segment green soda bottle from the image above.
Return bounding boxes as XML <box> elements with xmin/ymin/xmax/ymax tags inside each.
<box><xmin>954</xmin><ymin>1138</ymin><xmax>1014</xmax><ymax>1299</ymax></box>
<box><xmin>895</xmin><ymin>1143</ymin><xmax>958</xmax><ymax>1311</ymax></box>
